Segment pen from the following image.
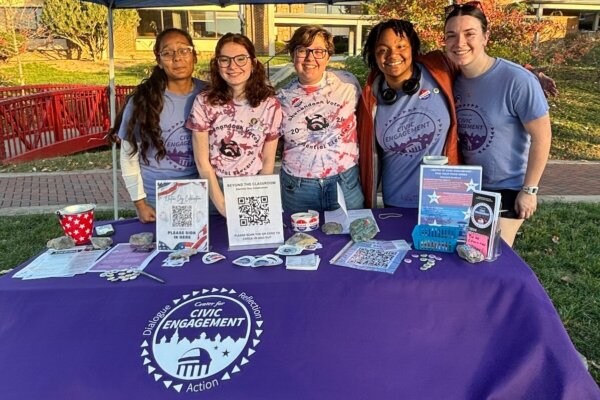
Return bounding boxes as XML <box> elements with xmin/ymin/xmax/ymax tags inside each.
<box><xmin>139</xmin><ymin>270</ymin><xmax>166</xmax><ymax>284</ymax></box>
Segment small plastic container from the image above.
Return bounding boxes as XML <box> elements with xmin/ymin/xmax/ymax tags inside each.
<box><xmin>412</xmin><ymin>224</ymin><xmax>461</xmax><ymax>253</ymax></box>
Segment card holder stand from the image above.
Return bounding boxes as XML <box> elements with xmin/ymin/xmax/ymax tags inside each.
<box><xmin>412</xmin><ymin>225</ymin><xmax>461</xmax><ymax>253</ymax></box>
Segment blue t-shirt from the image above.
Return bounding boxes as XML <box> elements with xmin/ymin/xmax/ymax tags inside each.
<box><xmin>375</xmin><ymin>64</ymin><xmax>451</xmax><ymax>207</ymax></box>
<box><xmin>118</xmin><ymin>78</ymin><xmax>205</xmax><ymax>206</ymax></box>
<box><xmin>453</xmin><ymin>58</ymin><xmax>549</xmax><ymax>190</ymax></box>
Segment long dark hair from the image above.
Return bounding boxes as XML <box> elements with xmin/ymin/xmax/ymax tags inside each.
<box><xmin>205</xmin><ymin>33</ymin><xmax>274</xmax><ymax>108</ymax></box>
<box><xmin>109</xmin><ymin>28</ymin><xmax>196</xmax><ymax>164</ymax></box>
<box><xmin>362</xmin><ymin>19</ymin><xmax>421</xmax><ymax>71</ymax></box>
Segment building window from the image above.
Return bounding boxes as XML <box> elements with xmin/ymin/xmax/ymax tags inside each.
<box><xmin>304</xmin><ymin>4</ymin><xmax>328</xmax><ymax>14</ymax></box>
<box><xmin>137</xmin><ymin>9</ymin><xmax>239</xmax><ymax>39</ymax></box>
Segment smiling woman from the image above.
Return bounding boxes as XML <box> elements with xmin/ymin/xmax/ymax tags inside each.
<box><xmin>277</xmin><ymin>25</ymin><xmax>364</xmax><ymax>214</ymax></box>
<box><xmin>186</xmin><ymin>33</ymin><xmax>282</xmax><ymax>217</ymax></box>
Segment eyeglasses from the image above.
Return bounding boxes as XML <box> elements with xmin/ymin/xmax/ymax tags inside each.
<box><xmin>216</xmin><ymin>54</ymin><xmax>250</xmax><ymax>68</ymax></box>
<box><xmin>159</xmin><ymin>46</ymin><xmax>194</xmax><ymax>61</ymax></box>
<box><xmin>294</xmin><ymin>47</ymin><xmax>329</xmax><ymax>59</ymax></box>
<box><xmin>444</xmin><ymin>1</ymin><xmax>483</xmax><ymax>16</ymax></box>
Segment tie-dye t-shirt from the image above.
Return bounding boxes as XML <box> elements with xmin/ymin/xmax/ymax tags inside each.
<box><xmin>186</xmin><ymin>94</ymin><xmax>282</xmax><ymax>177</ymax></box>
<box><xmin>277</xmin><ymin>70</ymin><xmax>360</xmax><ymax>178</ymax></box>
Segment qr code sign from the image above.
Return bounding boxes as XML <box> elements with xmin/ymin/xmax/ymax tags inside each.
<box><xmin>348</xmin><ymin>248</ymin><xmax>396</xmax><ymax>267</ymax></box>
<box><xmin>172</xmin><ymin>204</ymin><xmax>193</xmax><ymax>228</ymax></box>
<box><xmin>238</xmin><ymin>196</ymin><xmax>270</xmax><ymax>226</ymax></box>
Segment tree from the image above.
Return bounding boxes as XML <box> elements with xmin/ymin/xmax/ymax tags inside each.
<box><xmin>0</xmin><ymin>0</ymin><xmax>45</xmax><ymax>85</ymax></box>
<box><xmin>364</xmin><ymin>0</ymin><xmax>554</xmax><ymax>64</ymax></box>
<box><xmin>40</xmin><ymin>0</ymin><xmax>139</xmax><ymax>62</ymax></box>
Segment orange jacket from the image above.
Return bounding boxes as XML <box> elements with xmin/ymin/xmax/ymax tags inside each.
<box><xmin>357</xmin><ymin>50</ymin><xmax>462</xmax><ymax>208</ymax></box>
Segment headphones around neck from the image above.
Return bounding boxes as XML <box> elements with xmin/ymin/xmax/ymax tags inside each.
<box><xmin>378</xmin><ymin>64</ymin><xmax>422</xmax><ymax>105</ymax></box>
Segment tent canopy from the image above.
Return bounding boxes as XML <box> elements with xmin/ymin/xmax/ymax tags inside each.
<box><xmin>79</xmin><ymin>0</ymin><xmax>360</xmax><ymax>218</ymax></box>
<box><xmin>84</xmin><ymin>0</ymin><xmax>352</xmax><ymax>8</ymax></box>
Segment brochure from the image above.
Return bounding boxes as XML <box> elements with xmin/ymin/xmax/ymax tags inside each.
<box><xmin>465</xmin><ymin>190</ymin><xmax>502</xmax><ymax>260</ymax></box>
<box><xmin>88</xmin><ymin>243</ymin><xmax>158</xmax><ymax>273</ymax></box>
<box><xmin>13</xmin><ymin>246</ymin><xmax>106</xmax><ymax>280</ymax></box>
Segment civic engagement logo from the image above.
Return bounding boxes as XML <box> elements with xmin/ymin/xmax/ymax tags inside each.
<box><xmin>141</xmin><ymin>288</ymin><xmax>263</xmax><ymax>394</ymax></box>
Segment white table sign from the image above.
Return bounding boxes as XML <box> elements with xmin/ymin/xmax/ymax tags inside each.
<box><xmin>155</xmin><ymin>179</ymin><xmax>209</xmax><ymax>252</ymax></box>
<box><xmin>223</xmin><ymin>174</ymin><xmax>284</xmax><ymax>250</ymax></box>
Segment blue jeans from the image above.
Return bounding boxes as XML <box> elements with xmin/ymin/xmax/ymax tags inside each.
<box><xmin>280</xmin><ymin>165</ymin><xmax>364</xmax><ymax>213</ymax></box>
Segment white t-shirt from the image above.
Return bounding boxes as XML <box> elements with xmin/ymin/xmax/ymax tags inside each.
<box><xmin>277</xmin><ymin>70</ymin><xmax>360</xmax><ymax>178</ymax></box>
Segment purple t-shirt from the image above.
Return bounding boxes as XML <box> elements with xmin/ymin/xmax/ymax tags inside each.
<box><xmin>453</xmin><ymin>58</ymin><xmax>549</xmax><ymax>190</ymax></box>
<box><xmin>118</xmin><ymin>78</ymin><xmax>205</xmax><ymax>205</ymax></box>
<box><xmin>375</xmin><ymin>65</ymin><xmax>451</xmax><ymax>207</ymax></box>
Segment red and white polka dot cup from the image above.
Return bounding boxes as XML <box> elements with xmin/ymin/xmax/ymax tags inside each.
<box><xmin>56</xmin><ymin>204</ymin><xmax>96</xmax><ymax>245</ymax></box>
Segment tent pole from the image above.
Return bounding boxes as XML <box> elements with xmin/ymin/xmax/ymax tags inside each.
<box><xmin>108</xmin><ymin>5</ymin><xmax>118</xmax><ymax>220</ymax></box>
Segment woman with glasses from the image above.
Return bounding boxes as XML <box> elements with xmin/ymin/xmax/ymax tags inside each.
<box><xmin>277</xmin><ymin>25</ymin><xmax>364</xmax><ymax>213</ymax></box>
<box><xmin>444</xmin><ymin>3</ymin><xmax>551</xmax><ymax>246</ymax></box>
<box><xmin>115</xmin><ymin>28</ymin><xmax>205</xmax><ymax>223</ymax></box>
<box><xmin>186</xmin><ymin>33</ymin><xmax>282</xmax><ymax>217</ymax></box>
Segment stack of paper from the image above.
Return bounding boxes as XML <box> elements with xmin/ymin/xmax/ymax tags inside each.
<box><xmin>285</xmin><ymin>254</ymin><xmax>321</xmax><ymax>271</ymax></box>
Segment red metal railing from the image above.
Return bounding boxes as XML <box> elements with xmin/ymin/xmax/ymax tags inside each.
<box><xmin>0</xmin><ymin>84</ymin><xmax>87</xmax><ymax>99</ymax></box>
<box><xmin>0</xmin><ymin>85</ymin><xmax>135</xmax><ymax>164</ymax></box>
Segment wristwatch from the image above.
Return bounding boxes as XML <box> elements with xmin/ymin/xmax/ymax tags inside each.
<box><xmin>522</xmin><ymin>185</ymin><xmax>539</xmax><ymax>195</ymax></box>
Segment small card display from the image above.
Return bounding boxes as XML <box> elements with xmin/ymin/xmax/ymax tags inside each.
<box><xmin>156</xmin><ymin>179</ymin><xmax>209</xmax><ymax>252</ymax></box>
<box><xmin>465</xmin><ymin>190</ymin><xmax>502</xmax><ymax>260</ymax></box>
<box><xmin>223</xmin><ymin>175</ymin><xmax>284</xmax><ymax>251</ymax></box>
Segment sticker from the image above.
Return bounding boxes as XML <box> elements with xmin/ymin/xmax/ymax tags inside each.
<box><xmin>418</xmin><ymin>89</ymin><xmax>431</xmax><ymax>100</ymax></box>
<box><xmin>233</xmin><ymin>256</ymin><xmax>256</xmax><ymax>267</ymax></box>
<box><xmin>202</xmin><ymin>252</ymin><xmax>226</xmax><ymax>264</ymax></box>
<box><xmin>275</xmin><ymin>245</ymin><xmax>303</xmax><ymax>256</ymax></box>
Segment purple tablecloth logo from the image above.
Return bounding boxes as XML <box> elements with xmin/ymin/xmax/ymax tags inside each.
<box><xmin>140</xmin><ymin>288</ymin><xmax>264</xmax><ymax>394</ymax></box>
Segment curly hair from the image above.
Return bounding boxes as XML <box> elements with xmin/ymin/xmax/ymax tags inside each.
<box><xmin>110</xmin><ymin>28</ymin><xmax>196</xmax><ymax>165</ymax></box>
<box><xmin>362</xmin><ymin>19</ymin><xmax>421</xmax><ymax>71</ymax></box>
<box><xmin>205</xmin><ymin>33</ymin><xmax>274</xmax><ymax>108</ymax></box>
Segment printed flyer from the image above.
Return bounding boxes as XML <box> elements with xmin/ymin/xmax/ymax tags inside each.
<box><xmin>418</xmin><ymin>165</ymin><xmax>482</xmax><ymax>234</ymax></box>
<box><xmin>330</xmin><ymin>240</ymin><xmax>411</xmax><ymax>274</ymax></box>
<box><xmin>156</xmin><ymin>179</ymin><xmax>209</xmax><ymax>252</ymax></box>
<box><xmin>223</xmin><ymin>174</ymin><xmax>284</xmax><ymax>250</ymax></box>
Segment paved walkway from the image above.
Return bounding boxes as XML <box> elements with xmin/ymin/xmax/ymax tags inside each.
<box><xmin>0</xmin><ymin>160</ymin><xmax>599</xmax><ymax>216</ymax></box>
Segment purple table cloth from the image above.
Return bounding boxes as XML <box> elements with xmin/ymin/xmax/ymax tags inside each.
<box><xmin>0</xmin><ymin>209</ymin><xmax>598</xmax><ymax>400</ymax></box>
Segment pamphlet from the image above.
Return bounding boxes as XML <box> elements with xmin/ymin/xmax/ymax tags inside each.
<box><xmin>13</xmin><ymin>246</ymin><xmax>106</xmax><ymax>280</ymax></box>
<box><xmin>156</xmin><ymin>179</ymin><xmax>209</xmax><ymax>252</ymax></box>
<box><xmin>88</xmin><ymin>243</ymin><xmax>158</xmax><ymax>272</ymax></box>
<box><xmin>465</xmin><ymin>190</ymin><xmax>502</xmax><ymax>259</ymax></box>
<box><xmin>330</xmin><ymin>240</ymin><xmax>411</xmax><ymax>274</ymax></box>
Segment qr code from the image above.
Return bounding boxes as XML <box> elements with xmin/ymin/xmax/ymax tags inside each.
<box><xmin>238</xmin><ymin>196</ymin><xmax>270</xmax><ymax>226</ymax></box>
<box><xmin>172</xmin><ymin>204</ymin><xmax>193</xmax><ymax>228</ymax></box>
<box><xmin>348</xmin><ymin>248</ymin><xmax>396</xmax><ymax>267</ymax></box>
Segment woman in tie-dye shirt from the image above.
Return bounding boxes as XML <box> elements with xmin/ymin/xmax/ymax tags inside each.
<box><xmin>186</xmin><ymin>33</ymin><xmax>282</xmax><ymax>217</ymax></box>
<box><xmin>277</xmin><ymin>25</ymin><xmax>364</xmax><ymax>213</ymax></box>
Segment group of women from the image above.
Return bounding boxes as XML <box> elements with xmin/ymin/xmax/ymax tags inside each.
<box><xmin>115</xmin><ymin>3</ymin><xmax>552</xmax><ymax>247</ymax></box>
